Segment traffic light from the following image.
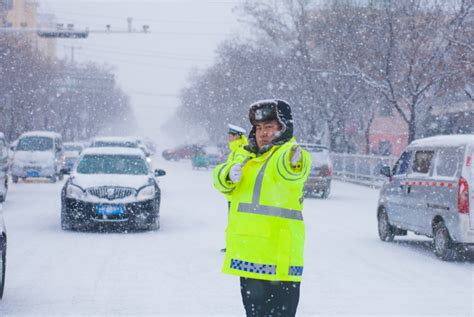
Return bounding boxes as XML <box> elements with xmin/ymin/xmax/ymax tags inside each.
<box><xmin>37</xmin><ymin>30</ymin><xmax>89</xmax><ymax>39</ymax></box>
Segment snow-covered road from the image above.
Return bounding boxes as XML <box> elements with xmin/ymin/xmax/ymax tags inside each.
<box><xmin>0</xmin><ymin>158</ymin><xmax>473</xmax><ymax>316</ymax></box>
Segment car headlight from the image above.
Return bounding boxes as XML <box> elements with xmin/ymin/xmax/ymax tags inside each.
<box><xmin>146</xmin><ymin>156</ymin><xmax>152</xmax><ymax>163</ymax></box>
<box><xmin>66</xmin><ymin>184</ymin><xmax>85</xmax><ymax>200</ymax></box>
<box><xmin>136</xmin><ymin>185</ymin><xmax>155</xmax><ymax>201</ymax></box>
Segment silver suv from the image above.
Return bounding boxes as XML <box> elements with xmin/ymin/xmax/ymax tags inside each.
<box><xmin>377</xmin><ymin>135</ymin><xmax>474</xmax><ymax>260</ymax></box>
<box><xmin>301</xmin><ymin>144</ymin><xmax>332</xmax><ymax>198</ymax></box>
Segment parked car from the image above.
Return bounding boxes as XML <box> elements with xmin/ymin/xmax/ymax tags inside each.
<box><xmin>191</xmin><ymin>150</ymin><xmax>210</xmax><ymax>169</ymax></box>
<box><xmin>0</xmin><ymin>204</ymin><xmax>6</xmax><ymax>300</ymax></box>
<box><xmin>377</xmin><ymin>134</ymin><xmax>474</xmax><ymax>261</ymax></box>
<box><xmin>61</xmin><ymin>147</ymin><xmax>165</xmax><ymax>231</ymax></box>
<box><xmin>136</xmin><ymin>138</ymin><xmax>152</xmax><ymax>158</ymax></box>
<box><xmin>203</xmin><ymin>145</ymin><xmax>226</xmax><ymax>166</ymax></box>
<box><xmin>0</xmin><ymin>133</ymin><xmax>8</xmax><ymax>202</ymax></box>
<box><xmin>61</xmin><ymin>142</ymin><xmax>84</xmax><ymax>174</ymax></box>
<box><xmin>11</xmin><ymin>131</ymin><xmax>64</xmax><ymax>183</ymax></box>
<box><xmin>301</xmin><ymin>143</ymin><xmax>333</xmax><ymax>198</ymax></box>
<box><xmin>162</xmin><ymin>144</ymin><xmax>202</xmax><ymax>161</ymax></box>
<box><xmin>90</xmin><ymin>136</ymin><xmax>152</xmax><ymax>163</ymax></box>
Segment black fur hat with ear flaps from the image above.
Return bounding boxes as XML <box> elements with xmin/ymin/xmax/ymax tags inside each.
<box><xmin>245</xmin><ymin>99</ymin><xmax>293</xmax><ymax>154</ymax></box>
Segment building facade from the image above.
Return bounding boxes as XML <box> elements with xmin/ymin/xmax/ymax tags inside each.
<box><xmin>1</xmin><ymin>0</ymin><xmax>56</xmax><ymax>59</ymax></box>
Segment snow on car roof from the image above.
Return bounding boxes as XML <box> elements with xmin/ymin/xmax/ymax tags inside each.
<box><xmin>80</xmin><ymin>147</ymin><xmax>145</xmax><ymax>157</ymax></box>
<box><xmin>409</xmin><ymin>134</ymin><xmax>474</xmax><ymax>148</ymax></box>
<box><xmin>20</xmin><ymin>131</ymin><xmax>62</xmax><ymax>138</ymax></box>
<box><xmin>64</xmin><ymin>142</ymin><xmax>84</xmax><ymax>147</ymax></box>
<box><xmin>92</xmin><ymin>136</ymin><xmax>138</xmax><ymax>143</ymax></box>
<box><xmin>300</xmin><ymin>143</ymin><xmax>329</xmax><ymax>150</ymax></box>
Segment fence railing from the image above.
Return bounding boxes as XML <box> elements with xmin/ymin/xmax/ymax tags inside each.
<box><xmin>330</xmin><ymin>153</ymin><xmax>397</xmax><ymax>187</ymax></box>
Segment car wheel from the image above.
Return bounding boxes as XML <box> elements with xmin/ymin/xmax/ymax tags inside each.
<box><xmin>61</xmin><ymin>202</ymin><xmax>73</xmax><ymax>230</ymax></box>
<box><xmin>12</xmin><ymin>176</ymin><xmax>18</xmax><ymax>183</ymax></box>
<box><xmin>148</xmin><ymin>217</ymin><xmax>160</xmax><ymax>231</ymax></box>
<box><xmin>0</xmin><ymin>235</ymin><xmax>6</xmax><ymax>300</ymax></box>
<box><xmin>58</xmin><ymin>172</ymin><xmax>64</xmax><ymax>181</ymax></box>
<box><xmin>378</xmin><ymin>208</ymin><xmax>395</xmax><ymax>242</ymax></box>
<box><xmin>321</xmin><ymin>187</ymin><xmax>331</xmax><ymax>199</ymax></box>
<box><xmin>433</xmin><ymin>222</ymin><xmax>457</xmax><ymax>261</ymax></box>
<box><xmin>49</xmin><ymin>174</ymin><xmax>57</xmax><ymax>183</ymax></box>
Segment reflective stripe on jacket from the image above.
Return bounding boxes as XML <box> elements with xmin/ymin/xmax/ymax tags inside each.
<box><xmin>214</xmin><ymin>138</ymin><xmax>311</xmax><ymax>282</ymax></box>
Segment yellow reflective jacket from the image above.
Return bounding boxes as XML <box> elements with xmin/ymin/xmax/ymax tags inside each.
<box><xmin>213</xmin><ymin>138</ymin><xmax>311</xmax><ymax>282</ymax></box>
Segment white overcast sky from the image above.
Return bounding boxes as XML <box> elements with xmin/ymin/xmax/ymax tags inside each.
<box><xmin>40</xmin><ymin>0</ymin><xmax>244</xmax><ymax>144</ymax></box>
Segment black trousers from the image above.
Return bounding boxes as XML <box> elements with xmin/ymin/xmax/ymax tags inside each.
<box><xmin>240</xmin><ymin>277</ymin><xmax>301</xmax><ymax>317</ymax></box>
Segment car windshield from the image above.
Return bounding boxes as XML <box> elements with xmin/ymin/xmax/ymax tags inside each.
<box><xmin>17</xmin><ymin>136</ymin><xmax>53</xmax><ymax>151</ymax></box>
<box><xmin>301</xmin><ymin>145</ymin><xmax>329</xmax><ymax>162</ymax></box>
<box><xmin>64</xmin><ymin>145</ymin><xmax>83</xmax><ymax>152</ymax></box>
<box><xmin>92</xmin><ymin>141</ymin><xmax>138</xmax><ymax>148</ymax></box>
<box><xmin>76</xmin><ymin>154</ymin><xmax>148</xmax><ymax>175</ymax></box>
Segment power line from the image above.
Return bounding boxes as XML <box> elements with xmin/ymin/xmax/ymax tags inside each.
<box><xmin>74</xmin><ymin>51</ymin><xmax>200</xmax><ymax>70</ymax></box>
<box><xmin>76</xmin><ymin>43</ymin><xmax>212</xmax><ymax>60</ymax></box>
<box><xmin>80</xmin><ymin>46</ymin><xmax>213</xmax><ymax>62</ymax></box>
<box><xmin>47</xmin><ymin>9</ymin><xmax>235</xmax><ymax>25</ymax></box>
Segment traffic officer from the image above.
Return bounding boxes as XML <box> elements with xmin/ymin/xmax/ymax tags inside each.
<box><xmin>214</xmin><ymin>99</ymin><xmax>311</xmax><ymax>316</ymax></box>
<box><xmin>220</xmin><ymin>124</ymin><xmax>250</xmax><ymax>252</ymax></box>
<box><xmin>227</xmin><ymin>124</ymin><xmax>249</xmax><ymax>164</ymax></box>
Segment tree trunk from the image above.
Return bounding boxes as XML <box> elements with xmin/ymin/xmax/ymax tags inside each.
<box><xmin>408</xmin><ymin>108</ymin><xmax>416</xmax><ymax>143</ymax></box>
<box><xmin>365</xmin><ymin>111</ymin><xmax>376</xmax><ymax>154</ymax></box>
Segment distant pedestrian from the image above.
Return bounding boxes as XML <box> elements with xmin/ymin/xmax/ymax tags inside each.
<box><xmin>214</xmin><ymin>99</ymin><xmax>311</xmax><ymax>316</ymax></box>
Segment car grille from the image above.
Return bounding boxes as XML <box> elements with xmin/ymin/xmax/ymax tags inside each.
<box><xmin>87</xmin><ymin>186</ymin><xmax>136</xmax><ymax>200</ymax></box>
<box><xmin>23</xmin><ymin>166</ymin><xmax>42</xmax><ymax>171</ymax></box>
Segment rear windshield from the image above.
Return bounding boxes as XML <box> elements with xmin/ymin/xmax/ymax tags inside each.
<box><xmin>92</xmin><ymin>141</ymin><xmax>138</xmax><ymax>148</ymax></box>
<box><xmin>17</xmin><ymin>136</ymin><xmax>53</xmax><ymax>151</ymax></box>
<box><xmin>77</xmin><ymin>155</ymin><xmax>148</xmax><ymax>175</ymax></box>
<box><xmin>301</xmin><ymin>145</ymin><xmax>330</xmax><ymax>164</ymax></box>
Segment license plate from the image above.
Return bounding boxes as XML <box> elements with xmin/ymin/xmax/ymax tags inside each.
<box><xmin>26</xmin><ymin>170</ymin><xmax>39</xmax><ymax>177</ymax></box>
<box><xmin>96</xmin><ymin>205</ymin><xmax>124</xmax><ymax>216</ymax></box>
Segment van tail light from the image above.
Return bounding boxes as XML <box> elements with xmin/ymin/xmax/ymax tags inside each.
<box><xmin>458</xmin><ymin>177</ymin><xmax>470</xmax><ymax>214</ymax></box>
<box><xmin>328</xmin><ymin>166</ymin><xmax>333</xmax><ymax>177</ymax></box>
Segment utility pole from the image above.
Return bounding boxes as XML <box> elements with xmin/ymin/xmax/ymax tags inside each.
<box><xmin>63</xmin><ymin>45</ymin><xmax>82</xmax><ymax>63</ymax></box>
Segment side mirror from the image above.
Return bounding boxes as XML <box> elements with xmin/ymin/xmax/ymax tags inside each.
<box><xmin>154</xmin><ymin>169</ymin><xmax>166</xmax><ymax>177</ymax></box>
<box><xmin>380</xmin><ymin>165</ymin><xmax>392</xmax><ymax>177</ymax></box>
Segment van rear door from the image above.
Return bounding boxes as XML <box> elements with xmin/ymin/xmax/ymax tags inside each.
<box><xmin>468</xmin><ymin>144</ymin><xmax>474</xmax><ymax>229</ymax></box>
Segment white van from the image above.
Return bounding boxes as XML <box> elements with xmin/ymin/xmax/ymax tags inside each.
<box><xmin>11</xmin><ymin>131</ymin><xmax>64</xmax><ymax>183</ymax></box>
<box><xmin>378</xmin><ymin>134</ymin><xmax>474</xmax><ymax>260</ymax></box>
<box><xmin>0</xmin><ymin>133</ymin><xmax>7</xmax><ymax>202</ymax></box>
